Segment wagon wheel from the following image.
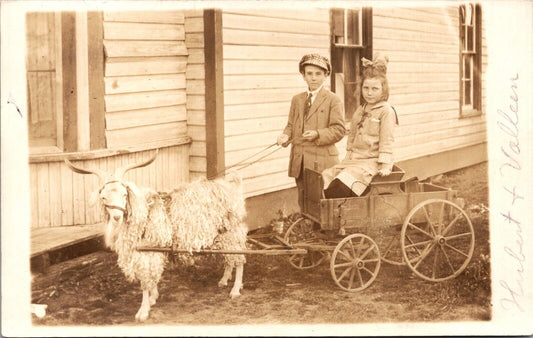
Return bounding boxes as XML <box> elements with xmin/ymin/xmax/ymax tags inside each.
<box><xmin>400</xmin><ymin>199</ymin><xmax>475</xmax><ymax>282</ymax></box>
<box><xmin>283</xmin><ymin>217</ymin><xmax>326</xmax><ymax>269</ymax></box>
<box><xmin>330</xmin><ymin>234</ymin><xmax>381</xmax><ymax>292</ymax></box>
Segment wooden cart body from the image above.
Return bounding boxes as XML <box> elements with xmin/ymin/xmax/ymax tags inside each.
<box><xmin>302</xmin><ymin>166</ymin><xmax>460</xmax><ymax>231</ymax></box>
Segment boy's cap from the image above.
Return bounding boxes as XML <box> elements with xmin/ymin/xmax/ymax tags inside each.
<box><xmin>299</xmin><ymin>54</ymin><xmax>331</xmax><ymax>76</ymax></box>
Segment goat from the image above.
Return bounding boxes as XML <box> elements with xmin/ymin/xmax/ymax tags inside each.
<box><xmin>65</xmin><ymin>151</ymin><xmax>247</xmax><ymax>322</ymax></box>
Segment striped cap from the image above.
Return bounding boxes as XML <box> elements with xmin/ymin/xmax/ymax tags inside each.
<box><xmin>298</xmin><ymin>54</ymin><xmax>331</xmax><ymax>76</ymax></box>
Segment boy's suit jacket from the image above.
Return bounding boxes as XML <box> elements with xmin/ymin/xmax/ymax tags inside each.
<box><xmin>283</xmin><ymin>87</ymin><xmax>345</xmax><ymax>178</ymax></box>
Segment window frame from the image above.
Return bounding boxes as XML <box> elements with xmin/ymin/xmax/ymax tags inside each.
<box><xmin>459</xmin><ymin>3</ymin><xmax>483</xmax><ymax>118</ymax></box>
<box><xmin>26</xmin><ymin>11</ymin><xmax>106</xmax><ymax>156</ymax></box>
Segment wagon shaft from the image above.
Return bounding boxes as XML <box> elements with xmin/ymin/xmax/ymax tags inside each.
<box><xmin>136</xmin><ymin>246</ymin><xmax>307</xmax><ymax>256</ymax></box>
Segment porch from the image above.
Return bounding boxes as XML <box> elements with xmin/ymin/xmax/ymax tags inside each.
<box><xmin>31</xmin><ymin>223</ymin><xmax>104</xmax><ymax>273</ymax></box>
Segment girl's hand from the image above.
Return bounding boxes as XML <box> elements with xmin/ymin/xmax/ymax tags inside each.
<box><xmin>344</xmin><ymin>151</ymin><xmax>352</xmax><ymax>161</ymax></box>
<box><xmin>378</xmin><ymin>163</ymin><xmax>393</xmax><ymax>176</ymax></box>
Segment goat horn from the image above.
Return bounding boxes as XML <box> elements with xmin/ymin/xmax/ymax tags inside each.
<box><xmin>114</xmin><ymin>149</ymin><xmax>159</xmax><ymax>180</ymax></box>
<box><xmin>64</xmin><ymin>158</ymin><xmax>107</xmax><ymax>183</ymax></box>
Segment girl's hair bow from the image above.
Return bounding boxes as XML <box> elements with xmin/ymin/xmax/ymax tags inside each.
<box><xmin>361</xmin><ymin>54</ymin><xmax>389</xmax><ymax>75</ymax></box>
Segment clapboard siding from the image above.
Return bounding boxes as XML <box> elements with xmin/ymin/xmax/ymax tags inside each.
<box><xmin>104</xmin><ymin>74</ymin><xmax>186</xmax><ymax>94</ymax></box>
<box><xmin>223</xmin><ymin>13</ymin><xmax>329</xmax><ymax>34</ymax></box>
<box><xmin>225</xmin><ymin>88</ymin><xmax>299</xmax><ymax>106</ymax></box>
<box><xmin>106</xmin><ymin>105</ymin><xmax>187</xmax><ymax>130</ymax></box>
<box><xmin>223</xmin><ymin>29</ymin><xmax>330</xmax><ymax>47</ymax></box>
<box><xmin>222</xmin><ymin>9</ymin><xmax>329</xmax><ymax>196</ymax></box>
<box><xmin>103</xmin><ymin>11</ymin><xmax>188</xmax><ymax>149</ymax></box>
<box><xmin>104</xmin><ymin>11</ymin><xmax>185</xmax><ymax>24</ymax></box>
<box><xmin>103</xmin><ymin>22</ymin><xmax>185</xmax><ymax>40</ymax></box>
<box><xmin>225</xmin><ymin>74</ymin><xmax>304</xmax><ymax>90</ymax></box>
<box><xmin>373</xmin><ymin>6</ymin><xmax>487</xmax><ymax>165</ymax></box>
<box><xmin>225</xmin><ymin>102</ymin><xmax>290</xmax><ymax>121</ymax></box>
<box><xmin>105</xmin><ymin>90</ymin><xmax>187</xmax><ymax>112</ymax></box>
<box><xmin>185</xmin><ymin>11</ymin><xmax>207</xmax><ymax>177</ymax></box>
<box><xmin>224</xmin><ymin>9</ymin><xmax>327</xmax><ymax>22</ymax></box>
<box><xmin>105</xmin><ymin>56</ymin><xmax>187</xmax><ymax>76</ymax></box>
<box><xmin>104</xmin><ymin>40</ymin><xmax>187</xmax><ymax>58</ymax></box>
<box><xmin>29</xmin><ymin>146</ymin><xmax>189</xmax><ymax>228</ymax></box>
<box><xmin>224</xmin><ymin>116</ymin><xmax>288</xmax><ymax>137</ymax></box>
<box><xmin>106</xmin><ymin>121</ymin><xmax>187</xmax><ymax>149</ymax></box>
<box><xmin>224</xmin><ymin>45</ymin><xmax>329</xmax><ymax>61</ymax></box>
<box><xmin>223</xmin><ymin>59</ymin><xmax>306</xmax><ymax>75</ymax></box>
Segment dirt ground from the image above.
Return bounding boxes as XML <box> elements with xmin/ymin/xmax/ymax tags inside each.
<box><xmin>31</xmin><ymin>162</ymin><xmax>491</xmax><ymax>326</ymax></box>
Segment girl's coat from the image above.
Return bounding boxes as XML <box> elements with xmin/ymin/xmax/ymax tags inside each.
<box><xmin>323</xmin><ymin>101</ymin><xmax>396</xmax><ymax>195</ymax></box>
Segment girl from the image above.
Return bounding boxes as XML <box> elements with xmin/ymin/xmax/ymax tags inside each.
<box><xmin>322</xmin><ymin>54</ymin><xmax>396</xmax><ymax>198</ymax></box>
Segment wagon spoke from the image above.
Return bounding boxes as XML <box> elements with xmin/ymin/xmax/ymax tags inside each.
<box><xmin>359</xmin><ymin>243</ymin><xmax>377</xmax><ymax>260</ymax></box>
<box><xmin>298</xmin><ymin>257</ymin><xmax>305</xmax><ymax>268</ymax></box>
<box><xmin>362</xmin><ymin>258</ymin><xmax>380</xmax><ymax>264</ymax></box>
<box><xmin>440</xmin><ymin>245</ymin><xmax>456</xmax><ymax>274</ymax></box>
<box><xmin>405</xmin><ymin>234</ymin><xmax>424</xmax><ymax>256</ymax></box>
<box><xmin>338</xmin><ymin>266</ymin><xmax>353</xmax><ymax>281</ymax></box>
<box><xmin>362</xmin><ymin>266</ymin><xmax>377</xmax><ymax>277</ymax></box>
<box><xmin>334</xmin><ymin>262</ymin><xmax>354</xmax><ymax>269</ymax></box>
<box><xmin>407</xmin><ymin>222</ymin><xmax>434</xmax><ymax>239</ymax></box>
<box><xmin>348</xmin><ymin>267</ymin><xmax>356</xmax><ymax>289</ymax></box>
<box><xmin>432</xmin><ymin>244</ymin><xmax>439</xmax><ymax>279</ymax></box>
<box><xmin>353</xmin><ymin>236</ymin><xmax>364</xmax><ymax>258</ymax></box>
<box><xmin>413</xmin><ymin>243</ymin><xmax>436</xmax><ymax>270</ymax></box>
<box><xmin>337</xmin><ymin>249</ymin><xmax>353</xmax><ymax>261</ymax></box>
<box><xmin>444</xmin><ymin>242</ymin><xmax>470</xmax><ymax>257</ymax></box>
<box><xmin>356</xmin><ymin>267</ymin><xmax>364</xmax><ymax>287</ymax></box>
<box><xmin>404</xmin><ymin>239</ymin><xmax>432</xmax><ymax>249</ymax></box>
<box><xmin>441</xmin><ymin>213</ymin><xmax>463</xmax><ymax>237</ymax></box>
<box><xmin>437</xmin><ymin>202</ymin><xmax>446</xmax><ymax>235</ymax></box>
<box><xmin>382</xmin><ymin>233</ymin><xmax>399</xmax><ymax>257</ymax></box>
<box><xmin>422</xmin><ymin>206</ymin><xmax>438</xmax><ymax>236</ymax></box>
<box><xmin>445</xmin><ymin>232</ymin><xmax>473</xmax><ymax>241</ymax></box>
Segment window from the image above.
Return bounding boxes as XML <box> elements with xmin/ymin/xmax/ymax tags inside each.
<box><xmin>459</xmin><ymin>3</ymin><xmax>482</xmax><ymax>116</ymax></box>
<box><xmin>330</xmin><ymin>8</ymin><xmax>372</xmax><ymax>121</ymax></box>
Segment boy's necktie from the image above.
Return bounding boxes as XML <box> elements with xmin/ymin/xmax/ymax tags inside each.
<box><xmin>304</xmin><ymin>93</ymin><xmax>312</xmax><ymax>119</ymax></box>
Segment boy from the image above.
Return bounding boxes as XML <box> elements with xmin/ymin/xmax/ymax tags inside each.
<box><xmin>277</xmin><ymin>54</ymin><xmax>345</xmax><ymax>212</ymax></box>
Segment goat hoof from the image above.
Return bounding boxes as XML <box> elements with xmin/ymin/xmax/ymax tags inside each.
<box><xmin>218</xmin><ymin>280</ymin><xmax>228</xmax><ymax>287</ymax></box>
<box><xmin>229</xmin><ymin>290</ymin><xmax>241</xmax><ymax>299</ymax></box>
<box><xmin>135</xmin><ymin>309</ymin><xmax>149</xmax><ymax>322</ymax></box>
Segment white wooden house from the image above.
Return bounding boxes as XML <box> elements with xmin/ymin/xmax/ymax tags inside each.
<box><xmin>25</xmin><ymin>4</ymin><xmax>487</xmax><ymax>231</ymax></box>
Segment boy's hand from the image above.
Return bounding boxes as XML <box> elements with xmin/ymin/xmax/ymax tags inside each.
<box><xmin>302</xmin><ymin>130</ymin><xmax>318</xmax><ymax>141</ymax></box>
<box><xmin>378</xmin><ymin>163</ymin><xmax>393</xmax><ymax>176</ymax></box>
<box><xmin>277</xmin><ymin>133</ymin><xmax>290</xmax><ymax>147</ymax></box>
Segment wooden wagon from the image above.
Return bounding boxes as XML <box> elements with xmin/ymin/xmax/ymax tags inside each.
<box><xmin>139</xmin><ymin>165</ymin><xmax>475</xmax><ymax>292</ymax></box>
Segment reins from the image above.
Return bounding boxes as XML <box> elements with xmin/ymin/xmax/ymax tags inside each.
<box><xmin>214</xmin><ymin>140</ymin><xmax>291</xmax><ymax>178</ymax></box>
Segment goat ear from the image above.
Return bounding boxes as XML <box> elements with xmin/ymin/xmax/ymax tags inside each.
<box><xmin>125</xmin><ymin>182</ymin><xmax>148</xmax><ymax>224</ymax></box>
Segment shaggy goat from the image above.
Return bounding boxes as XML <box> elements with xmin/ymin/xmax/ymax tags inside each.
<box><xmin>65</xmin><ymin>152</ymin><xmax>247</xmax><ymax>322</ymax></box>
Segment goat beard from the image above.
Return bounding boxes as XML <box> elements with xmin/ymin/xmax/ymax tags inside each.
<box><xmin>103</xmin><ymin>213</ymin><xmax>120</xmax><ymax>250</ymax></box>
